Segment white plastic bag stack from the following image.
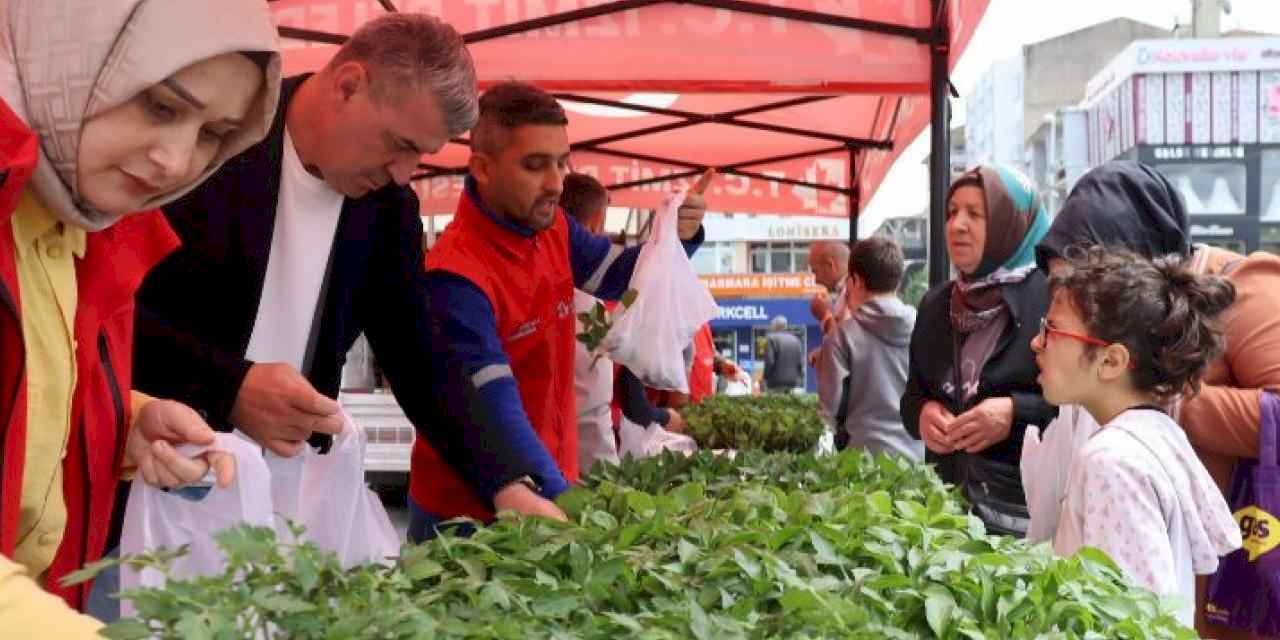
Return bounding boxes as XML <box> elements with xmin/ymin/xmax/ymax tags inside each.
<box><xmin>617</xmin><ymin>416</ymin><xmax>698</xmax><ymax>460</ymax></box>
<box><xmin>602</xmin><ymin>188</ymin><xmax>719</xmax><ymax>393</ymax></box>
<box><xmin>120</xmin><ymin>413</ymin><xmax>399</xmax><ymax>615</ymax></box>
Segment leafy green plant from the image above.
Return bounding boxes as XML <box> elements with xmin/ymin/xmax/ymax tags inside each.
<box><xmin>66</xmin><ymin>522</ymin><xmax>425</xmax><ymax>640</ymax></box>
<box><xmin>682</xmin><ymin>394</ymin><xmax>826</xmax><ymax>452</ymax></box>
<box><xmin>72</xmin><ymin>451</ymin><xmax>1195</xmax><ymax>640</ymax></box>
<box><xmin>576</xmin><ymin>289</ymin><xmax>638</xmax><ymax>366</ymax></box>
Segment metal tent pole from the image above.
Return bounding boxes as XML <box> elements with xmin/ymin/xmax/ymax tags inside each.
<box><xmin>848</xmin><ymin>147</ymin><xmax>858</xmax><ymax>246</ymax></box>
<box><xmin>927</xmin><ymin>0</ymin><xmax>951</xmax><ymax>288</ymax></box>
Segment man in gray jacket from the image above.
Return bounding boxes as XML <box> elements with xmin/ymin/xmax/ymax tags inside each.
<box><xmin>817</xmin><ymin>237</ymin><xmax>924</xmax><ymax>460</ymax></box>
<box><xmin>763</xmin><ymin>316</ymin><xmax>805</xmax><ymax>392</ymax></box>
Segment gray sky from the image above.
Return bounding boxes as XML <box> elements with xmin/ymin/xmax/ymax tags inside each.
<box><xmin>858</xmin><ymin>0</ymin><xmax>1280</xmax><ymax>234</ymax></box>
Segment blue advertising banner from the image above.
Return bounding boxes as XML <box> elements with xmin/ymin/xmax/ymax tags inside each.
<box><xmin>710</xmin><ymin>297</ymin><xmax>822</xmax><ymax>392</ymax></box>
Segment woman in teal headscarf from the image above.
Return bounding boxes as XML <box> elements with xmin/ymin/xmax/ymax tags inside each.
<box><xmin>900</xmin><ymin>164</ymin><xmax>1055</xmax><ymax>537</ymax></box>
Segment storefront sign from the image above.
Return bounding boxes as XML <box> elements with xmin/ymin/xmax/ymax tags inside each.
<box><xmin>710</xmin><ymin>297</ymin><xmax>821</xmax><ymax>391</ymax></box>
<box><xmin>700</xmin><ymin>215</ymin><xmax>851</xmax><ymax>242</ymax></box>
<box><xmin>1151</xmin><ymin>145</ymin><xmax>1247</xmax><ymax>161</ymax></box>
<box><xmin>766</xmin><ymin>222</ymin><xmax>847</xmax><ymax>241</ymax></box>
<box><xmin>717</xmin><ymin>304</ymin><xmax>769</xmax><ymax>321</ymax></box>
<box><xmin>711</xmin><ymin>298</ymin><xmax>815</xmax><ymax>327</ymax></box>
<box><xmin>700</xmin><ymin>273</ymin><xmax>826</xmax><ymax>299</ymax></box>
<box><xmin>1085</xmin><ymin>37</ymin><xmax>1280</xmax><ymax>106</ymax></box>
<box><xmin>1190</xmin><ymin>224</ymin><xmax>1236</xmax><ymax>238</ymax></box>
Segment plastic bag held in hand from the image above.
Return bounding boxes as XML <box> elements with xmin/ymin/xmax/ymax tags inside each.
<box><xmin>264</xmin><ymin>412</ymin><xmax>400</xmax><ymax>568</ymax></box>
<box><xmin>119</xmin><ymin>433</ymin><xmax>274</xmax><ymax>618</ymax></box>
<box><xmin>601</xmin><ymin>181</ymin><xmax>719</xmax><ymax>393</ymax></box>
<box><xmin>120</xmin><ymin>413</ymin><xmax>399</xmax><ymax>615</ymax></box>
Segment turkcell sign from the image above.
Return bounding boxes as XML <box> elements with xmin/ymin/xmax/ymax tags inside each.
<box><xmin>718</xmin><ymin>304</ymin><xmax>768</xmax><ymax>320</ymax></box>
<box><xmin>711</xmin><ymin>298</ymin><xmax>814</xmax><ymax>328</ymax></box>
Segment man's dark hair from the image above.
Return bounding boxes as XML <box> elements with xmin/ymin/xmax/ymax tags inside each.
<box><xmin>470</xmin><ymin>81</ymin><xmax>568</xmax><ymax>155</ymax></box>
<box><xmin>560</xmin><ymin>173</ymin><xmax>608</xmax><ymax>225</ymax></box>
<box><xmin>848</xmin><ymin>237</ymin><xmax>905</xmax><ymax>293</ymax></box>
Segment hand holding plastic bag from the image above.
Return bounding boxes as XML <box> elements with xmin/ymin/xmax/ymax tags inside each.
<box><xmin>120</xmin><ymin>412</ymin><xmax>400</xmax><ymax>616</ymax></box>
<box><xmin>120</xmin><ymin>432</ymin><xmax>274</xmax><ymax>618</ymax></box>
<box><xmin>265</xmin><ymin>413</ymin><xmax>400</xmax><ymax>568</ymax></box>
<box><xmin>602</xmin><ymin>173</ymin><xmax>719</xmax><ymax>393</ymax></box>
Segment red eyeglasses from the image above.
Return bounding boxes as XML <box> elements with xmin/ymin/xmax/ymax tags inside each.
<box><xmin>1038</xmin><ymin>318</ymin><xmax>1137</xmax><ymax>369</ymax></box>
<box><xmin>1038</xmin><ymin>317</ymin><xmax>1109</xmax><ymax>347</ymax></box>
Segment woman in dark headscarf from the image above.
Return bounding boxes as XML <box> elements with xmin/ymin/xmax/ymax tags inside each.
<box><xmin>900</xmin><ymin>164</ymin><xmax>1055</xmax><ymax>537</ymax></box>
<box><xmin>1032</xmin><ymin>160</ymin><xmax>1280</xmax><ymax>640</ymax></box>
<box><xmin>1036</xmin><ymin>160</ymin><xmax>1191</xmax><ymax>269</ymax></box>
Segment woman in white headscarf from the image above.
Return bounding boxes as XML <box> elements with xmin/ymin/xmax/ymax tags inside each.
<box><xmin>0</xmin><ymin>0</ymin><xmax>281</xmax><ymax>621</ymax></box>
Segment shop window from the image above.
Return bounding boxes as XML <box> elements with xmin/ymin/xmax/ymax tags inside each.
<box><xmin>1262</xmin><ymin>151</ymin><xmax>1280</xmax><ymax>222</ymax></box>
<box><xmin>750</xmin><ymin>245</ymin><xmax>769</xmax><ymax>273</ymax></box>
<box><xmin>1260</xmin><ymin>224</ymin><xmax>1280</xmax><ymax>256</ymax></box>
<box><xmin>749</xmin><ymin>241</ymin><xmax>814</xmax><ymax>274</ymax></box>
<box><xmin>711</xmin><ymin>330</ymin><xmax>737</xmax><ymax>361</ymax></box>
<box><xmin>1156</xmin><ymin>163</ymin><xmax>1247</xmax><ymax>215</ymax></box>
<box><xmin>794</xmin><ymin>251</ymin><xmax>809</xmax><ymax>273</ymax></box>
<box><xmin>770</xmin><ymin>245</ymin><xmax>792</xmax><ymax>272</ymax></box>
<box><xmin>691</xmin><ymin>242</ymin><xmax>737</xmax><ymax>275</ymax></box>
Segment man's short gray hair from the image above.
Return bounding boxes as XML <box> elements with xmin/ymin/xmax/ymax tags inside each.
<box><xmin>771</xmin><ymin>316</ymin><xmax>788</xmax><ymax>330</ymax></box>
<box><xmin>329</xmin><ymin>13</ymin><xmax>479</xmax><ymax>136</ymax></box>
<box><xmin>811</xmin><ymin>240</ymin><xmax>850</xmax><ymax>264</ymax></box>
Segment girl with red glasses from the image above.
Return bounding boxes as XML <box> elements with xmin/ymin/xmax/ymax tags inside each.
<box><xmin>1030</xmin><ymin>245</ymin><xmax>1241</xmax><ymax>627</ymax></box>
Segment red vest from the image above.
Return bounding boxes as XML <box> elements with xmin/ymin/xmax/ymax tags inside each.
<box><xmin>689</xmin><ymin>324</ymin><xmax>716</xmax><ymax>404</ymax></box>
<box><xmin>410</xmin><ymin>190</ymin><xmax>577</xmax><ymax>521</ymax></box>
<box><xmin>0</xmin><ymin>98</ymin><xmax>179</xmax><ymax>609</ymax></box>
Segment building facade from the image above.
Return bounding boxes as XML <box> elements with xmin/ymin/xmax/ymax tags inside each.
<box><xmin>963</xmin><ymin>19</ymin><xmax>1171</xmax><ymax>208</ymax></box>
<box><xmin>966</xmin><ymin>56</ymin><xmax>1025</xmax><ymax>169</ymax></box>
<box><xmin>1079</xmin><ymin>36</ymin><xmax>1280</xmax><ymax>253</ymax></box>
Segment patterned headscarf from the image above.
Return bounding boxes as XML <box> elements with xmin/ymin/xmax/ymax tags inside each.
<box><xmin>0</xmin><ymin>0</ymin><xmax>282</xmax><ymax>231</ymax></box>
<box><xmin>947</xmin><ymin>164</ymin><xmax>1050</xmax><ymax>335</ymax></box>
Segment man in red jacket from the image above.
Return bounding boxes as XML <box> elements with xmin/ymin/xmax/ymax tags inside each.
<box><xmin>412</xmin><ymin>82</ymin><xmax>708</xmax><ymax>539</ymax></box>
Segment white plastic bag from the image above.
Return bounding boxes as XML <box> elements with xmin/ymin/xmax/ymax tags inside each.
<box><xmin>120</xmin><ymin>433</ymin><xmax>274</xmax><ymax>617</ymax></box>
<box><xmin>617</xmin><ymin>416</ymin><xmax>698</xmax><ymax>460</ymax></box>
<box><xmin>265</xmin><ymin>414</ymin><xmax>400</xmax><ymax>567</ymax></box>
<box><xmin>1021</xmin><ymin>405</ymin><xmax>1098</xmax><ymax>542</ymax></box>
<box><xmin>120</xmin><ymin>413</ymin><xmax>400</xmax><ymax>614</ymax></box>
<box><xmin>602</xmin><ymin>190</ymin><xmax>719</xmax><ymax>393</ymax></box>
<box><xmin>814</xmin><ymin>429</ymin><xmax>836</xmax><ymax>457</ymax></box>
<box><xmin>722</xmin><ymin>370</ymin><xmax>753</xmax><ymax>397</ymax></box>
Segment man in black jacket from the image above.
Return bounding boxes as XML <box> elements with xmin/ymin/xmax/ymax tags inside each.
<box><xmin>133</xmin><ymin>14</ymin><xmax>556</xmax><ymax>518</ymax></box>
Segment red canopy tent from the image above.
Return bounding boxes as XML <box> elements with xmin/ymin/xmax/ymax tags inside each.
<box><xmin>267</xmin><ymin>0</ymin><xmax>988</xmax><ymax>283</ymax></box>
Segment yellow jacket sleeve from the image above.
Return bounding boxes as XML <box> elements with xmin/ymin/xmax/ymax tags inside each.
<box><xmin>0</xmin><ymin>555</ymin><xmax>103</xmax><ymax>637</ymax></box>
